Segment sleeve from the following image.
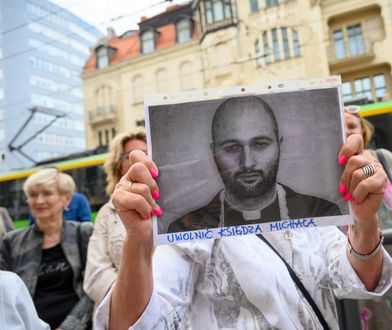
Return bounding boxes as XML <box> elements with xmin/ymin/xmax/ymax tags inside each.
<box><xmin>76</xmin><ymin>194</ymin><xmax>92</xmax><ymax>222</ymax></box>
<box><xmin>0</xmin><ymin>271</ymin><xmax>50</xmax><ymax>330</ymax></box>
<box><xmin>321</xmin><ymin>227</ymin><xmax>392</xmax><ymax>299</ymax></box>
<box><xmin>84</xmin><ymin>208</ymin><xmax>117</xmax><ymax>304</ymax></box>
<box><xmin>94</xmin><ymin>244</ymin><xmax>202</xmax><ymax>330</ymax></box>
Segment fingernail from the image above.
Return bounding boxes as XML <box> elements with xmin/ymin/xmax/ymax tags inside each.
<box><xmin>338</xmin><ymin>183</ymin><xmax>347</xmax><ymax>195</ymax></box>
<box><xmin>353</xmin><ymin>198</ymin><xmax>359</xmax><ymax>205</ymax></box>
<box><xmin>145</xmin><ymin>213</ymin><xmax>151</xmax><ymax>219</ymax></box>
<box><xmin>338</xmin><ymin>155</ymin><xmax>347</xmax><ymax>165</ymax></box>
<box><xmin>344</xmin><ymin>193</ymin><xmax>352</xmax><ymax>201</ymax></box>
<box><xmin>150</xmin><ymin>168</ymin><xmax>159</xmax><ymax>178</ymax></box>
<box><xmin>152</xmin><ymin>190</ymin><xmax>160</xmax><ymax>200</ymax></box>
<box><xmin>153</xmin><ymin>206</ymin><xmax>163</xmax><ymax>217</ymax></box>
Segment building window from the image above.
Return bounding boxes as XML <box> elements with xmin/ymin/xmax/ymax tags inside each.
<box><xmin>179</xmin><ymin>61</ymin><xmax>194</xmax><ymax>90</ymax></box>
<box><xmin>141</xmin><ymin>31</ymin><xmax>155</xmax><ymax>54</ymax></box>
<box><xmin>132</xmin><ymin>75</ymin><xmax>144</xmax><ymax>103</ymax></box>
<box><xmin>250</xmin><ymin>0</ymin><xmax>259</xmax><ymax>12</ymax></box>
<box><xmin>98</xmin><ymin>131</ymin><xmax>103</xmax><ymax>146</ymax></box>
<box><xmin>176</xmin><ymin>19</ymin><xmax>191</xmax><ymax>43</ymax></box>
<box><xmin>96</xmin><ymin>47</ymin><xmax>109</xmax><ymax>69</ymax></box>
<box><xmin>112</xmin><ymin>127</ymin><xmax>116</xmax><ymax>138</ymax></box>
<box><xmin>205</xmin><ymin>0</ymin><xmax>232</xmax><ymax>25</ymax></box>
<box><xmin>263</xmin><ymin>31</ymin><xmax>271</xmax><ymax>64</ymax></box>
<box><xmin>342</xmin><ymin>82</ymin><xmax>352</xmax><ymax>101</ymax></box>
<box><xmin>347</xmin><ymin>24</ymin><xmax>365</xmax><ymax>56</ymax></box>
<box><xmin>281</xmin><ymin>27</ymin><xmax>290</xmax><ymax>59</ymax></box>
<box><xmin>292</xmin><ymin>29</ymin><xmax>301</xmax><ymax>57</ymax></box>
<box><xmin>266</xmin><ymin>0</ymin><xmax>279</xmax><ymax>8</ymax></box>
<box><xmin>136</xmin><ymin>119</ymin><xmax>145</xmax><ymax>127</ymax></box>
<box><xmin>343</xmin><ymin>74</ymin><xmax>387</xmax><ymax>103</ymax></box>
<box><xmin>271</xmin><ymin>28</ymin><xmax>280</xmax><ymax>61</ymax></box>
<box><xmin>255</xmin><ymin>40</ymin><xmax>262</xmax><ymax>67</ymax></box>
<box><xmin>333</xmin><ymin>24</ymin><xmax>365</xmax><ymax>60</ymax></box>
<box><xmin>105</xmin><ymin>129</ymin><xmax>110</xmax><ymax>145</ymax></box>
<box><xmin>374</xmin><ymin>74</ymin><xmax>386</xmax><ymax>101</ymax></box>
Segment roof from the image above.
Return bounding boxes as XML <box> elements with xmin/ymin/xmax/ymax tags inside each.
<box><xmin>83</xmin><ymin>2</ymin><xmax>196</xmax><ymax>74</ymax></box>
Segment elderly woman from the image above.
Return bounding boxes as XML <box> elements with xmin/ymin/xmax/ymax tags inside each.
<box><xmin>0</xmin><ymin>168</ymin><xmax>93</xmax><ymax>330</ymax></box>
<box><xmin>84</xmin><ymin>129</ymin><xmax>147</xmax><ymax>305</ymax></box>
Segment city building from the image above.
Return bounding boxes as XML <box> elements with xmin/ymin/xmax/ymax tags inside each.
<box><xmin>82</xmin><ymin>0</ymin><xmax>392</xmax><ymax>149</ymax></box>
<box><xmin>0</xmin><ymin>0</ymin><xmax>101</xmax><ymax>171</ymax></box>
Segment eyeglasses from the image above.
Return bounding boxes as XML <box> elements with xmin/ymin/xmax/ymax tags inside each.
<box><xmin>344</xmin><ymin>105</ymin><xmax>360</xmax><ymax>114</ymax></box>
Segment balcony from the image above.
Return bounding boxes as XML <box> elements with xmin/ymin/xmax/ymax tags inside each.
<box><xmin>327</xmin><ymin>38</ymin><xmax>374</xmax><ymax>71</ymax></box>
<box><xmin>88</xmin><ymin>105</ymin><xmax>117</xmax><ymax>125</ymax></box>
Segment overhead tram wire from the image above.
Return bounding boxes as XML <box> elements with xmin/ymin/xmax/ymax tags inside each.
<box><xmin>0</xmin><ymin>0</ymin><xmax>83</xmax><ymax>37</ymax></box>
<box><xmin>0</xmin><ymin>0</ymin><xmax>170</xmax><ymax>64</ymax></box>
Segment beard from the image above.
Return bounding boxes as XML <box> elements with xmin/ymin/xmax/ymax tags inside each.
<box><xmin>220</xmin><ymin>161</ymin><xmax>279</xmax><ymax>198</ymax></box>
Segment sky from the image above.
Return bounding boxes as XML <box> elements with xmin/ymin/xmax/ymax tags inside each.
<box><xmin>52</xmin><ymin>0</ymin><xmax>189</xmax><ymax>36</ymax></box>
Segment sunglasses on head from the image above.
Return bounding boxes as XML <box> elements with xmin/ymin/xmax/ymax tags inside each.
<box><xmin>344</xmin><ymin>105</ymin><xmax>360</xmax><ymax>114</ymax></box>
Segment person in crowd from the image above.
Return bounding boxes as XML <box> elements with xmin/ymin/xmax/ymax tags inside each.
<box><xmin>0</xmin><ymin>168</ymin><xmax>94</xmax><ymax>330</ymax></box>
<box><xmin>0</xmin><ymin>207</ymin><xmax>14</xmax><ymax>244</ymax></box>
<box><xmin>93</xmin><ymin>97</ymin><xmax>391</xmax><ymax>329</ymax></box>
<box><xmin>29</xmin><ymin>191</ymin><xmax>92</xmax><ymax>224</ymax></box>
<box><xmin>169</xmin><ymin>96</ymin><xmax>341</xmax><ymax>233</ymax></box>
<box><xmin>344</xmin><ymin>105</ymin><xmax>392</xmax><ymax>329</ymax></box>
<box><xmin>0</xmin><ymin>270</ymin><xmax>50</xmax><ymax>330</ymax></box>
<box><xmin>84</xmin><ymin>129</ymin><xmax>147</xmax><ymax>306</ymax></box>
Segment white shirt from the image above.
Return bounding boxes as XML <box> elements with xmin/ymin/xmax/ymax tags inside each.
<box><xmin>94</xmin><ymin>226</ymin><xmax>392</xmax><ymax>329</ymax></box>
<box><xmin>0</xmin><ymin>271</ymin><xmax>50</xmax><ymax>330</ymax></box>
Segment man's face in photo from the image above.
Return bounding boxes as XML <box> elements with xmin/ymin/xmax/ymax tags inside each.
<box><xmin>212</xmin><ymin>100</ymin><xmax>280</xmax><ymax>198</ymax></box>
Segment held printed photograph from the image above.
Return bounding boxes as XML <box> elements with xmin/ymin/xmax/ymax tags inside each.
<box><xmin>145</xmin><ymin>78</ymin><xmax>352</xmax><ymax>245</ymax></box>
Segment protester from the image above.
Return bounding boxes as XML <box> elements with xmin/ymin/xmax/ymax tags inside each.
<box><xmin>93</xmin><ymin>96</ymin><xmax>391</xmax><ymax>329</ymax></box>
<box><xmin>29</xmin><ymin>191</ymin><xmax>92</xmax><ymax>224</ymax></box>
<box><xmin>344</xmin><ymin>105</ymin><xmax>392</xmax><ymax>329</ymax></box>
<box><xmin>0</xmin><ymin>207</ymin><xmax>14</xmax><ymax>244</ymax></box>
<box><xmin>84</xmin><ymin>129</ymin><xmax>147</xmax><ymax>306</ymax></box>
<box><xmin>0</xmin><ymin>168</ymin><xmax>94</xmax><ymax>330</ymax></box>
<box><xmin>0</xmin><ymin>270</ymin><xmax>50</xmax><ymax>330</ymax></box>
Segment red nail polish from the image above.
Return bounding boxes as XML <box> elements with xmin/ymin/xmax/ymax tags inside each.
<box><xmin>150</xmin><ymin>168</ymin><xmax>159</xmax><ymax>178</ymax></box>
<box><xmin>338</xmin><ymin>155</ymin><xmax>347</xmax><ymax>165</ymax></box>
<box><xmin>145</xmin><ymin>213</ymin><xmax>151</xmax><ymax>219</ymax></box>
<box><xmin>152</xmin><ymin>190</ymin><xmax>160</xmax><ymax>200</ymax></box>
<box><xmin>354</xmin><ymin>199</ymin><xmax>359</xmax><ymax>205</ymax></box>
<box><xmin>338</xmin><ymin>183</ymin><xmax>347</xmax><ymax>195</ymax></box>
<box><xmin>153</xmin><ymin>207</ymin><xmax>163</xmax><ymax>217</ymax></box>
<box><xmin>344</xmin><ymin>193</ymin><xmax>352</xmax><ymax>201</ymax></box>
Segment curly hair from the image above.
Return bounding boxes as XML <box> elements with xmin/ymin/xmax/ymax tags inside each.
<box><xmin>104</xmin><ymin>128</ymin><xmax>147</xmax><ymax>196</ymax></box>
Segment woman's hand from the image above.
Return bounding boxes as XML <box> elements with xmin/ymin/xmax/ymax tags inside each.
<box><xmin>338</xmin><ymin>134</ymin><xmax>387</xmax><ymax>291</ymax></box>
<box><xmin>339</xmin><ymin>134</ymin><xmax>387</xmax><ymax>225</ymax></box>
<box><xmin>111</xmin><ymin>150</ymin><xmax>160</xmax><ymax>245</ymax></box>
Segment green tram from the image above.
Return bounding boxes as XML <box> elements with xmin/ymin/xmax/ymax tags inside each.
<box><xmin>0</xmin><ymin>151</ymin><xmax>108</xmax><ymax>224</ymax></box>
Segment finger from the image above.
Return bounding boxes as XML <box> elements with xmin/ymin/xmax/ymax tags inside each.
<box><xmin>129</xmin><ymin>150</ymin><xmax>159</xmax><ymax>178</ymax></box>
<box><xmin>340</xmin><ymin>154</ymin><xmax>369</xmax><ymax>195</ymax></box>
<box><xmin>112</xmin><ymin>187</ymin><xmax>153</xmax><ymax>220</ymax></box>
<box><xmin>125</xmin><ymin>162</ymin><xmax>159</xmax><ymax>193</ymax></box>
<box><xmin>338</xmin><ymin>134</ymin><xmax>363</xmax><ymax>165</ymax></box>
<box><xmin>351</xmin><ymin>163</ymin><xmax>387</xmax><ymax>203</ymax></box>
<box><xmin>128</xmin><ymin>182</ymin><xmax>156</xmax><ymax>208</ymax></box>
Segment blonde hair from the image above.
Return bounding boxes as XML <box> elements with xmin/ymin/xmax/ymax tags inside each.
<box><xmin>358</xmin><ymin>116</ymin><xmax>374</xmax><ymax>148</ymax></box>
<box><xmin>23</xmin><ymin>168</ymin><xmax>75</xmax><ymax>197</ymax></box>
<box><xmin>104</xmin><ymin>128</ymin><xmax>147</xmax><ymax>196</ymax></box>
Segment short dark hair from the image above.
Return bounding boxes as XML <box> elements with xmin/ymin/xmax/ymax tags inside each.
<box><xmin>211</xmin><ymin>96</ymin><xmax>279</xmax><ymax>142</ymax></box>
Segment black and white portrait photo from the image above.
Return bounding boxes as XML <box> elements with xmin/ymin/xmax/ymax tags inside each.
<box><xmin>145</xmin><ymin>78</ymin><xmax>352</xmax><ymax>245</ymax></box>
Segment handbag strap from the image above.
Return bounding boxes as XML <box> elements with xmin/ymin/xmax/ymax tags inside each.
<box><xmin>376</xmin><ymin>149</ymin><xmax>392</xmax><ymax>182</ymax></box>
<box><xmin>257</xmin><ymin>234</ymin><xmax>330</xmax><ymax>330</ymax></box>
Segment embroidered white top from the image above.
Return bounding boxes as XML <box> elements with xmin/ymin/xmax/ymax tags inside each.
<box><xmin>0</xmin><ymin>271</ymin><xmax>50</xmax><ymax>330</ymax></box>
<box><xmin>94</xmin><ymin>226</ymin><xmax>392</xmax><ymax>330</ymax></box>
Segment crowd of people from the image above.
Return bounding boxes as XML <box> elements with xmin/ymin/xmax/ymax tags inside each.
<box><xmin>0</xmin><ymin>97</ymin><xmax>391</xmax><ymax>330</ymax></box>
